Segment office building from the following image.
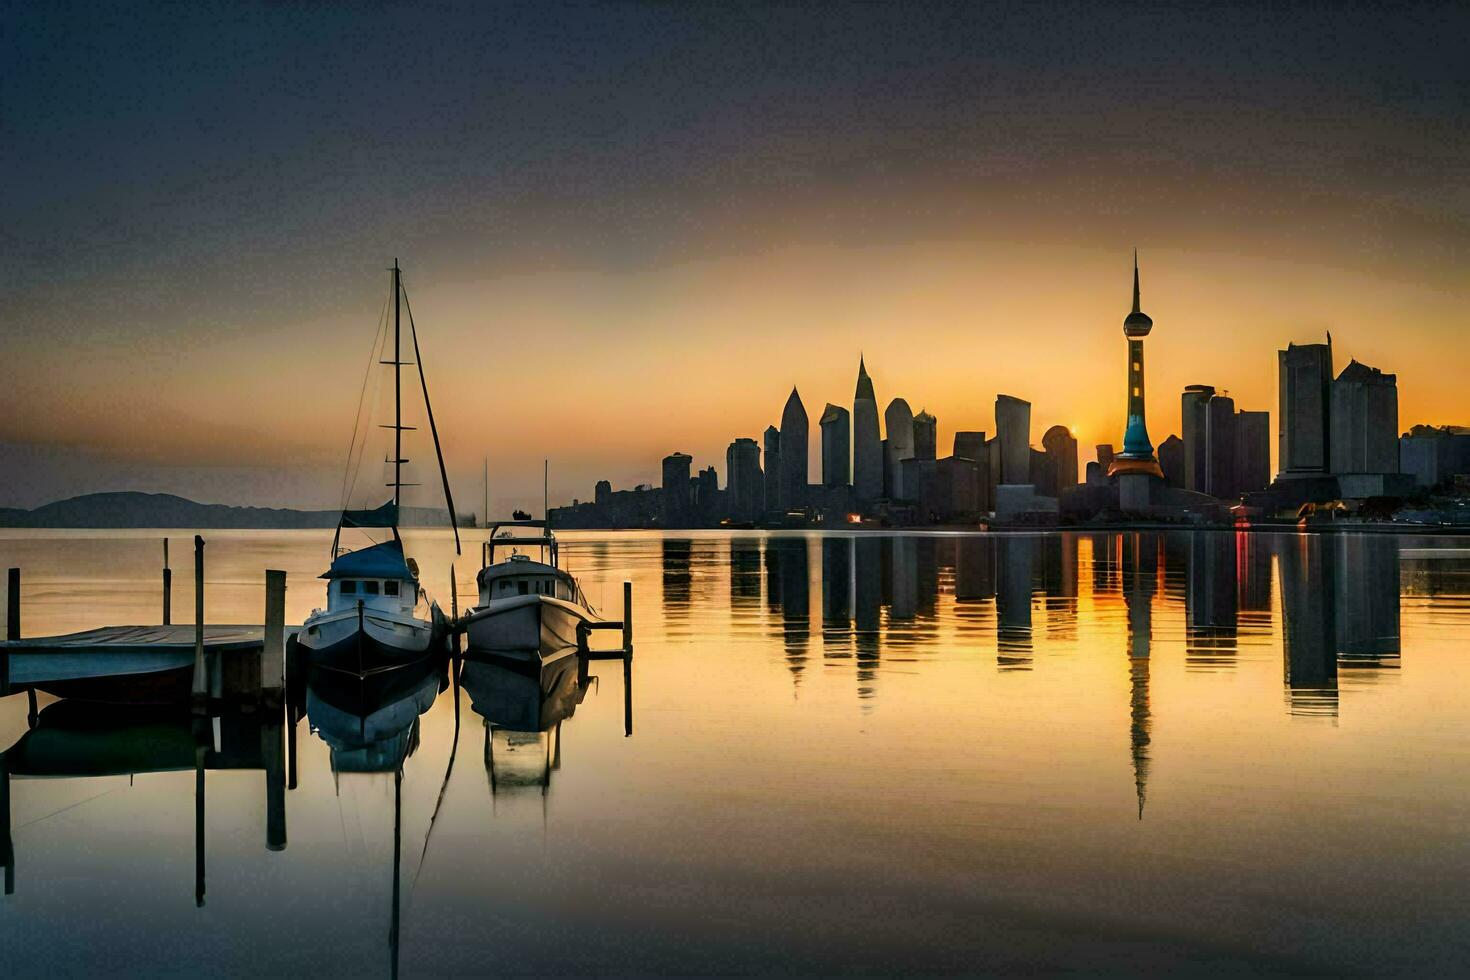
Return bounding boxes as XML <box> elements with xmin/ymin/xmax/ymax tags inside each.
<box><xmin>779</xmin><ymin>387</ymin><xmax>808</xmax><ymax>509</ymax></box>
<box><xmin>884</xmin><ymin>398</ymin><xmax>915</xmax><ymax>499</ymax></box>
<box><xmin>1277</xmin><ymin>340</ymin><xmax>1333</xmax><ymax>479</ymax></box>
<box><xmin>726</xmin><ymin>437</ymin><xmax>763</xmax><ymax>522</ymax></box>
<box><xmin>763</xmin><ymin>425</ymin><xmax>782</xmax><ymax>513</ymax></box>
<box><xmin>820</xmin><ymin>403</ymin><xmax>851</xmax><ymax>488</ymax></box>
<box><xmin>852</xmin><ymin>356</ymin><xmax>883</xmax><ymax>504</ymax></box>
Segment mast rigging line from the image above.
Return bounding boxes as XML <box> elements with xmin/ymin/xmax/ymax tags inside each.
<box><xmin>400</xmin><ymin>274</ymin><xmax>462</xmax><ymax>556</ymax></box>
<box><xmin>339</xmin><ymin>289</ymin><xmax>393</xmax><ymax>513</ymax></box>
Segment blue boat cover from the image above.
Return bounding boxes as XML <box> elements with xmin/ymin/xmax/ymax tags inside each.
<box><xmin>322</xmin><ymin>540</ymin><xmax>414</xmax><ymax>580</ymax></box>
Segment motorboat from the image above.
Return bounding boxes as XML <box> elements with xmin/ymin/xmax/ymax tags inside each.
<box><xmin>459</xmin><ymin>521</ymin><xmax>602</xmax><ymax>659</ymax></box>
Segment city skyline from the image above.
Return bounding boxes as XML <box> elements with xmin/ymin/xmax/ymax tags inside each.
<box><xmin>5</xmin><ymin>3</ymin><xmax>1468</xmax><ymax>511</ymax></box>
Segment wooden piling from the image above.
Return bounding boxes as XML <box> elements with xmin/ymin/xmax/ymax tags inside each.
<box><xmin>623</xmin><ymin>654</ymin><xmax>634</xmax><ymax>738</ymax></box>
<box><xmin>262</xmin><ymin>570</ymin><xmax>286</xmax><ymax>695</ymax></box>
<box><xmin>264</xmin><ymin>706</ymin><xmax>287</xmax><ymax>851</ymax></box>
<box><xmin>2</xmin><ymin>567</ymin><xmax>15</xmax><ymax>696</ymax></box>
<box><xmin>2</xmin><ymin>750</ymin><xmax>13</xmax><ymax>895</ymax></box>
<box><xmin>191</xmin><ymin>536</ymin><xmax>207</xmax><ymax>709</ymax></box>
<box><xmin>622</xmin><ymin>580</ymin><xmax>633</xmax><ymax>656</ymax></box>
<box><xmin>162</xmin><ymin>538</ymin><xmax>172</xmax><ymax>626</ymax></box>
<box><xmin>194</xmin><ymin>742</ymin><xmax>207</xmax><ymax>907</ymax></box>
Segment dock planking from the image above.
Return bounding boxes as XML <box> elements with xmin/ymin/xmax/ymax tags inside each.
<box><xmin>2</xmin><ymin>625</ymin><xmax>300</xmax><ymax>686</ymax></box>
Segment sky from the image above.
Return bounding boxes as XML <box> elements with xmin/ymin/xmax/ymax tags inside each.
<box><xmin>4</xmin><ymin>0</ymin><xmax>1468</xmax><ymax>513</ymax></box>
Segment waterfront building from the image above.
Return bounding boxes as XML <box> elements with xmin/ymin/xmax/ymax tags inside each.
<box><xmin>935</xmin><ymin>456</ymin><xmax>981</xmax><ymax>520</ymax></box>
<box><xmin>1277</xmin><ymin>340</ymin><xmax>1334</xmax><ymax>480</ymax></box>
<box><xmin>1181</xmin><ymin>384</ymin><xmax>1215</xmax><ymax>492</ymax></box>
<box><xmin>1330</xmin><ymin>360</ymin><xmax>1399</xmax><ymax>476</ymax></box>
<box><xmin>954</xmin><ymin>431</ymin><xmax>986</xmax><ymax>462</ymax></box>
<box><xmin>726</xmin><ymin>437</ymin><xmax>763</xmax><ymax>522</ymax></box>
<box><xmin>820</xmin><ymin>403</ymin><xmax>851</xmax><ymax>488</ymax></box>
<box><xmin>913</xmin><ymin>411</ymin><xmax>937</xmax><ymax>461</ymax></box>
<box><xmin>884</xmin><ymin>398</ymin><xmax>915</xmax><ymax>499</ymax></box>
<box><xmin>1235</xmin><ymin>410</ymin><xmax>1270</xmax><ymax>495</ymax></box>
<box><xmin>779</xmin><ymin>387</ymin><xmax>809</xmax><ymax>510</ymax></box>
<box><xmin>1041</xmin><ymin>424</ymin><xmax>1078</xmax><ymax>497</ymax></box>
<box><xmin>852</xmin><ymin>356</ymin><xmax>883</xmax><ymax>504</ymax></box>
<box><xmin>1096</xmin><ymin>444</ymin><xmax>1115</xmax><ymax>472</ymax></box>
<box><xmin>763</xmin><ymin>425</ymin><xmax>782</xmax><ymax>512</ymax></box>
<box><xmin>1400</xmin><ymin>425</ymin><xmax>1470</xmax><ymax>489</ymax></box>
<box><xmin>995</xmin><ymin>395</ymin><xmax>1031</xmax><ymax>486</ymax></box>
<box><xmin>661</xmin><ymin>452</ymin><xmax>693</xmax><ymax>526</ymax></box>
<box><xmin>1108</xmin><ymin>253</ymin><xmax>1164</xmax><ymax>492</ymax></box>
<box><xmin>1206</xmin><ymin>392</ymin><xmax>1238</xmax><ymax>498</ymax></box>
<box><xmin>1158</xmin><ymin>434</ymin><xmax>1184</xmax><ymax>488</ymax></box>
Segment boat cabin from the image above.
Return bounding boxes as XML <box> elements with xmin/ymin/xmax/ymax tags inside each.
<box><xmin>477</xmin><ymin>521</ymin><xmax>583</xmax><ymax>605</ymax></box>
<box><xmin>478</xmin><ymin>555</ymin><xmax>578</xmax><ymax>601</ymax></box>
<box><xmin>321</xmin><ymin>540</ymin><xmax>420</xmax><ymax>616</ymax></box>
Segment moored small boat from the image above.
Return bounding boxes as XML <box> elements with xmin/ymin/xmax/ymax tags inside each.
<box><xmin>459</xmin><ymin>522</ymin><xmax>602</xmax><ymax>659</ymax></box>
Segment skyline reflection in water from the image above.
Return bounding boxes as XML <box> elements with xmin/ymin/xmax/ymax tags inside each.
<box><xmin>2</xmin><ymin>528</ymin><xmax>1469</xmax><ymax>975</ymax></box>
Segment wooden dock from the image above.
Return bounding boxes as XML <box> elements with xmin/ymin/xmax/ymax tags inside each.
<box><xmin>3</xmin><ymin>542</ymin><xmax>289</xmax><ymax>709</ymax></box>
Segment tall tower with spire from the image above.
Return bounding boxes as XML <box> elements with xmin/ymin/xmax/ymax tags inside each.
<box><xmin>852</xmin><ymin>356</ymin><xmax>883</xmax><ymax>504</ymax></box>
<box><xmin>1109</xmin><ymin>252</ymin><xmax>1164</xmax><ymax>480</ymax></box>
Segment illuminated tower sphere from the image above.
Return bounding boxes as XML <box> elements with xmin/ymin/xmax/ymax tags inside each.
<box><xmin>1108</xmin><ymin>252</ymin><xmax>1164</xmax><ymax>479</ymax></box>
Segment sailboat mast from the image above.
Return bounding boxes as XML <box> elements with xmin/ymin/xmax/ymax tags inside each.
<box><xmin>393</xmin><ymin>259</ymin><xmax>403</xmax><ymax>509</ymax></box>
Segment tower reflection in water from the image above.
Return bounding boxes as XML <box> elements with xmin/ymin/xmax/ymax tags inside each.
<box><xmin>680</xmin><ymin>529</ymin><xmax>1403</xmax><ymax>721</ymax></box>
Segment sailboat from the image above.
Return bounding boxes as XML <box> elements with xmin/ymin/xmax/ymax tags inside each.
<box><xmin>299</xmin><ymin>260</ymin><xmax>460</xmax><ymax>676</ymax></box>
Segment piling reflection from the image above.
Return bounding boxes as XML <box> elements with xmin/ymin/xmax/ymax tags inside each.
<box><xmin>1</xmin><ymin>698</ymin><xmax>286</xmax><ymax>902</ymax></box>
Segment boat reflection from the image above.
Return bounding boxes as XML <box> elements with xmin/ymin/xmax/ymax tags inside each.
<box><xmin>461</xmin><ymin>647</ymin><xmax>589</xmax><ymax>795</ymax></box>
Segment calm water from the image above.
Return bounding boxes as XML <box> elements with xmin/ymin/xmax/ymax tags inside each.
<box><xmin>2</xmin><ymin>528</ymin><xmax>1469</xmax><ymax>976</ymax></box>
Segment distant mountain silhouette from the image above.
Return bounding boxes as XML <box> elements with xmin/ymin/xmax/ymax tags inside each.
<box><xmin>0</xmin><ymin>492</ymin><xmax>468</xmax><ymax>529</ymax></box>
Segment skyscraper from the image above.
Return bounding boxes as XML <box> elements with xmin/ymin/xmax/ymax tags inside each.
<box><xmin>1180</xmin><ymin>384</ymin><xmax>1215</xmax><ymax>492</ymax></box>
<box><xmin>1158</xmin><ymin>434</ymin><xmax>1184</xmax><ymax>488</ymax></box>
<box><xmin>820</xmin><ymin>403</ymin><xmax>851</xmax><ymax>488</ymax></box>
<box><xmin>1330</xmin><ymin>360</ymin><xmax>1398</xmax><ymax>475</ymax></box>
<box><xmin>995</xmin><ymin>394</ymin><xmax>1031</xmax><ymax>485</ymax></box>
<box><xmin>1041</xmin><ymin>424</ymin><xmax>1078</xmax><ymax>497</ymax></box>
<box><xmin>1108</xmin><ymin>253</ymin><xmax>1163</xmax><ymax>481</ymax></box>
<box><xmin>1206</xmin><ymin>392</ymin><xmax>1238</xmax><ymax>498</ymax></box>
<box><xmin>913</xmin><ymin>410</ymin><xmax>937</xmax><ymax>461</ymax></box>
<box><xmin>1235</xmin><ymin>410</ymin><xmax>1270</xmax><ymax>494</ymax></box>
<box><xmin>726</xmin><ymin>437</ymin><xmax>763</xmax><ymax>522</ymax></box>
<box><xmin>852</xmin><ymin>356</ymin><xmax>883</xmax><ymax>504</ymax></box>
<box><xmin>763</xmin><ymin>424</ymin><xmax>782</xmax><ymax>513</ymax></box>
<box><xmin>884</xmin><ymin>398</ymin><xmax>915</xmax><ymax>498</ymax></box>
<box><xmin>954</xmin><ymin>431</ymin><xmax>986</xmax><ymax>461</ymax></box>
<box><xmin>1277</xmin><ymin>340</ymin><xmax>1333</xmax><ymax>480</ymax></box>
<box><xmin>661</xmin><ymin>452</ymin><xmax>692</xmax><ymax>526</ymax></box>
<box><xmin>779</xmin><ymin>387</ymin><xmax>808</xmax><ymax>509</ymax></box>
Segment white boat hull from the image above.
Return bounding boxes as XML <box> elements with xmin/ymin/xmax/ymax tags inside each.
<box><xmin>298</xmin><ymin>603</ymin><xmax>437</xmax><ymax>674</ymax></box>
<box><xmin>461</xmin><ymin>594</ymin><xmax>596</xmax><ymax>656</ymax></box>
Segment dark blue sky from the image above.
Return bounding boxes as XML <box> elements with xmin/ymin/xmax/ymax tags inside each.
<box><xmin>3</xmin><ymin>1</ymin><xmax>1468</xmax><ymax>507</ymax></box>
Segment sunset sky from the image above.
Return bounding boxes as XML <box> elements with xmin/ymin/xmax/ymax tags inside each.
<box><xmin>4</xmin><ymin>1</ymin><xmax>1467</xmax><ymax>513</ymax></box>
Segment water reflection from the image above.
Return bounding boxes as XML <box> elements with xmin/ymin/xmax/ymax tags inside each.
<box><xmin>1121</xmin><ymin>533</ymin><xmax>1155</xmax><ymax>819</ymax></box>
<box><xmin>2</xmin><ymin>528</ymin><xmax>1466</xmax><ymax>975</ymax></box>
<box><xmin>462</xmin><ymin>650</ymin><xmax>589</xmax><ymax>795</ymax></box>
<box><xmin>2</xmin><ymin>699</ymin><xmax>286</xmax><ymax>903</ymax></box>
<box><xmin>657</xmin><ymin>530</ymin><xmax>1411</xmax><ymax>719</ymax></box>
